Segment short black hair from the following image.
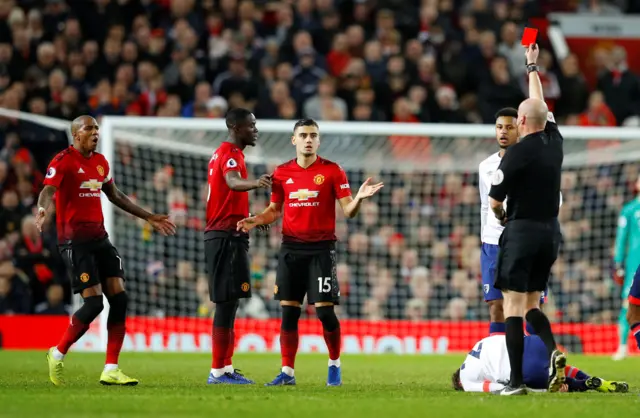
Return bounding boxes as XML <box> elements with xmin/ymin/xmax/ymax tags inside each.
<box><xmin>225</xmin><ymin>108</ymin><xmax>253</xmax><ymax>129</ymax></box>
<box><xmin>494</xmin><ymin>107</ymin><xmax>518</xmax><ymax>119</ymax></box>
<box><xmin>293</xmin><ymin>118</ymin><xmax>319</xmax><ymax>134</ymax></box>
<box><xmin>451</xmin><ymin>369</ymin><xmax>463</xmax><ymax>391</ymax></box>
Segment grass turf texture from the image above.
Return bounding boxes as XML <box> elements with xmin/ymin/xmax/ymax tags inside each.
<box><xmin>0</xmin><ymin>352</ymin><xmax>638</xmax><ymax>418</ymax></box>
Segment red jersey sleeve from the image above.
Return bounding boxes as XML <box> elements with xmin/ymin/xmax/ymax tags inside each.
<box><xmin>333</xmin><ymin>165</ymin><xmax>352</xmax><ymax>199</ymax></box>
<box><xmin>270</xmin><ymin>168</ymin><xmax>284</xmax><ymax>204</ymax></box>
<box><xmin>43</xmin><ymin>154</ymin><xmax>69</xmax><ymax>188</ymax></box>
<box><xmin>221</xmin><ymin>149</ymin><xmax>244</xmax><ymax>176</ymax></box>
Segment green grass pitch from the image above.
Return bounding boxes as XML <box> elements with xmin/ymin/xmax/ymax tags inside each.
<box><xmin>0</xmin><ymin>351</ymin><xmax>638</xmax><ymax>418</ymax></box>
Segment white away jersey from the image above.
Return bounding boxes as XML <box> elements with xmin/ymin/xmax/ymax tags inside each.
<box><xmin>479</xmin><ymin>150</ymin><xmax>563</xmax><ymax>245</ymax></box>
<box><xmin>479</xmin><ymin>153</ymin><xmax>504</xmax><ymax>245</ymax></box>
<box><xmin>459</xmin><ymin>335</ymin><xmax>510</xmax><ymax>393</ymax></box>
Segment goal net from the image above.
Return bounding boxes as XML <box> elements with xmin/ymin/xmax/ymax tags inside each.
<box><xmin>91</xmin><ymin>116</ymin><xmax>640</xmax><ymax>356</ymax></box>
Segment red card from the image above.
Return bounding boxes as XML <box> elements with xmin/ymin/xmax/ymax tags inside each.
<box><xmin>521</xmin><ymin>27</ymin><xmax>538</xmax><ymax>46</ymax></box>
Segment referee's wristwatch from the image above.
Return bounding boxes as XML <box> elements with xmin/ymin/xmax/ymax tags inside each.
<box><xmin>526</xmin><ymin>63</ymin><xmax>539</xmax><ymax>74</ymax></box>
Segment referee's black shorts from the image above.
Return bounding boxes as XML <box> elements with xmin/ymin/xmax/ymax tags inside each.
<box><xmin>205</xmin><ymin>230</ymin><xmax>251</xmax><ymax>303</ymax></box>
<box><xmin>495</xmin><ymin>219</ymin><xmax>561</xmax><ymax>293</ymax></box>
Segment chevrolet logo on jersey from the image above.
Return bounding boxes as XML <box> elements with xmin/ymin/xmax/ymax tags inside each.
<box><xmin>289</xmin><ymin>189</ymin><xmax>318</xmax><ymax>201</ymax></box>
<box><xmin>79</xmin><ymin>179</ymin><xmax>102</xmax><ymax>197</ymax></box>
<box><xmin>289</xmin><ymin>189</ymin><xmax>320</xmax><ymax>207</ymax></box>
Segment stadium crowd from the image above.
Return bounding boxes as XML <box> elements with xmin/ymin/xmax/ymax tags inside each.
<box><xmin>0</xmin><ymin>0</ymin><xmax>640</xmax><ymax>323</ymax></box>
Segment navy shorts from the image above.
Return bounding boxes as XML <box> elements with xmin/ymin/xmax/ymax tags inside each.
<box><xmin>522</xmin><ymin>335</ymin><xmax>550</xmax><ymax>390</ymax></box>
<box><xmin>482</xmin><ymin>243</ymin><xmax>547</xmax><ymax>303</ymax></box>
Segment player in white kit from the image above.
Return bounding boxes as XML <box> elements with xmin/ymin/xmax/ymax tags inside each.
<box><xmin>451</xmin><ymin>335</ymin><xmax>628</xmax><ymax>393</ymax></box>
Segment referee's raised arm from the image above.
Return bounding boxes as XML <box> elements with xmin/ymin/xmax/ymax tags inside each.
<box><xmin>488</xmin><ymin>43</ymin><xmax>566</xmax><ymax>396</ymax></box>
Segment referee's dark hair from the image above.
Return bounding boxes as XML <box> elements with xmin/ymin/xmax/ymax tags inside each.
<box><xmin>225</xmin><ymin>108</ymin><xmax>253</xmax><ymax>130</ymax></box>
<box><xmin>494</xmin><ymin>108</ymin><xmax>518</xmax><ymax>119</ymax></box>
<box><xmin>293</xmin><ymin>118</ymin><xmax>319</xmax><ymax>134</ymax></box>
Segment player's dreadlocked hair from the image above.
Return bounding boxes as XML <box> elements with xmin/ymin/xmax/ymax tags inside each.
<box><xmin>293</xmin><ymin>118</ymin><xmax>319</xmax><ymax>134</ymax></box>
<box><xmin>225</xmin><ymin>108</ymin><xmax>253</xmax><ymax>130</ymax></box>
<box><xmin>494</xmin><ymin>107</ymin><xmax>518</xmax><ymax>119</ymax></box>
<box><xmin>451</xmin><ymin>368</ymin><xmax>463</xmax><ymax>391</ymax></box>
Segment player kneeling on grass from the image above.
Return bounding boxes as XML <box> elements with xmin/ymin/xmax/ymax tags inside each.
<box><xmin>237</xmin><ymin>119</ymin><xmax>383</xmax><ymax>387</ymax></box>
<box><xmin>451</xmin><ymin>334</ymin><xmax>629</xmax><ymax>394</ymax></box>
<box><xmin>37</xmin><ymin>116</ymin><xmax>176</xmax><ymax>386</ymax></box>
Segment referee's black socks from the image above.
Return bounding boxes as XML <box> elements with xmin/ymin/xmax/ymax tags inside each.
<box><xmin>505</xmin><ymin>317</ymin><xmax>524</xmax><ymax>387</ymax></box>
<box><xmin>525</xmin><ymin>308</ymin><xmax>557</xmax><ymax>357</ymax></box>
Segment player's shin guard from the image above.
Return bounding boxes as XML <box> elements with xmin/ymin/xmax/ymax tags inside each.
<box><xmin>56</xmin><ymin>296</ymin><xmax>103</xmax><ymax>356</ymax></box>
<box><xmin>280</xmin><ymin>305</ymin><xmax>301</xmax><ymax>375</ymax></box>
<box><xmin>631</xmin><ymin>322</ymin><xmax>640</xmax><ymax>350</ymax></box>
<box><xmin>317</xmin><ymin>306</ymin><xmax>341</xmax><ymax>362</ymax></box>
<box><xmin>105</xmin><ymin>292</ymin><xmax>127</xmax><ymax>368</ymax></box>
<box><xmin>505</xmin><ymin>317</ymin><xmax>525</xmax><ymax>386</ymax></box>
<box><xmin>211</xmin><ymin>300</ymin><xmax>238</xmax><ymax>375</ymax></box>
<box><xmin>525</xmin><ymin>308</ymin><xmax>557</xmax><ymax>357</ymax></box>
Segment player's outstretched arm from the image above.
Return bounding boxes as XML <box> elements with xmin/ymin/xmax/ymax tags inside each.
<box><xmin>35</xmin><ymin>185</ymin><xmax>57</xmax><ymax>232</ymax></box>
<box><xmin>102</xmin><ymin>182</ymin><xmax>176</xmax><ymax>236</ymax></box>
<box><xmin>225</xmin><ymin>172</ymin><xmax>271</xmax><ymax>192</ymax></box>
<box><xmin>526</xmin><ymin>44</ymin><xmax>544</xmax><ymax>101</ymax></box>
<box><xmin>237</xmin><ymin>202</ymin><xmax>282</xmax><ymax>233</ymax></box>
<box><xmin>339</xmin><ymin>177</ymin><xmax>384</xmax><ymax>218</ymax></box>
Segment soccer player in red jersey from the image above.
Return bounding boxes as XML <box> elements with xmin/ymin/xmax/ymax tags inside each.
<box><xmin>237</xmin><ymin>118</ymin><xmax>383</xmax><ymax>386</ymax></box>
<box><xmin>36</xmin><ymin>116</ymin><xmax>176</xmax><ymax>386</ymax></box>
<box><xmin>205</xmin><ymin>108</ymin><xmax>271</xmax><ymax>385</ymax></box>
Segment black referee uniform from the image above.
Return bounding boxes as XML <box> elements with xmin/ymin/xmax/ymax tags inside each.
<box><xmin>488</xmin><ymin>112</ymin><xmax>563</xmax><ymax>294</ymax></box>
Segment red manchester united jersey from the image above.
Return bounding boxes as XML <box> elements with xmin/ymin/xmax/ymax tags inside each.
<box><xmin>271</xmin><ymin>156</ymin><xmax>351</xmax><ymax>243</ymax></box>
<box><xmin>43</xmin><ymin>146</ymin><xmax>112</xmax><ymax>243</ymax></box>
<box><xmin>205</xmin><ymin>141</ymin><xmax>249</xmax><ymax>231</ymax></box>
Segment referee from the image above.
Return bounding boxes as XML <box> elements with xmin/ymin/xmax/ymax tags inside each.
<box><xmin>488</xmin><ymin>44</ymin><xmax>565</xmax><ymax>396</ymax></box>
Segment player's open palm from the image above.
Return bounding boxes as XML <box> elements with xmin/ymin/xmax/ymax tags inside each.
<box><xmin>148</xmin><ymin>214</ymin><xmax>177</xmax><ymax>236</ymax></box>
<box><xmin>356</xmin><ymin>177</ymin><xmax>384</xmax><ymax>200</ymax></box>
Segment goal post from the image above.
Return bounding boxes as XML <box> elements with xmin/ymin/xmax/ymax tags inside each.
<box><xmin>92</xmin><ymin>115</ymin><xmax>640</xmax><ymax>355</ymax></box>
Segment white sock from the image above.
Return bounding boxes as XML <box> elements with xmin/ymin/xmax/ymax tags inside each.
<box><xmin>282</xmin><ymin>366</ymin><xmax>294</xmax><ymax>377</ymax></box>
<box><xmin>618</xmin><ymin>344</ymin><xmax>627</xmax><ymax>352</ymax></box>
<box><xmin>210</xmin><ymin>368</ymin><xmax>226</xmax><ymax>378</ymax></box>
<box><xmin>104</xmin><ymin>363</ymin><xmax>118</xmax><ymax>372</ymax></box>
<box><xmin>224</xmin><ymin>365</ymin><xmax>234</xmax><ymax>374</ymax></box>
<box><xmin>51</xmin><ymin>347</ymin><xmax>64</xmax><ymax>361</ymax></box>
<box><xmin>329</xmin><ymin>358</ymin><xmax>341</xmax><ymax>367</ymax></box>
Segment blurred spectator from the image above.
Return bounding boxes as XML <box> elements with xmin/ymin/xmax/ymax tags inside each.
<box><xmin>597</xmin><ymin>46</ymin><xmax>640</xmax><ymax>125</ymax></box>
<box><xmin>578</xmin><ymin>91</ymin><xmax>617</xmax><ymax>126</ymax></box>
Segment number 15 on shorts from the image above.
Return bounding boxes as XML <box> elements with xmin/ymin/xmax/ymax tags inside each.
<box><xmin>318</xmin><ymin>277</ymin><xmax>332</xmax><ymax>293</ymax></box>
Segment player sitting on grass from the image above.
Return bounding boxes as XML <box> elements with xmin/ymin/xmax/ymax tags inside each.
<box><xmin>237</xmin><ymin>119</ymin><xmax>383</xmax><ymax>386</ymax></box>
<box><xmin>37</xmin><ymin>116</ymin><xmax>176</xmax><ymax>386</ymax></box>
<box><xmin>451</xmin><ymin>334</ymin><xmax>629</xmax><ymax>394</ymax></box>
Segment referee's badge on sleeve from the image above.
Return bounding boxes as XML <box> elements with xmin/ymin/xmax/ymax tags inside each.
<box><xmin>491</xmin><ymin>169</ymin><xmax>504</xmax><ymax>186</ymax></box>
<box><xmin>547</xmin><ymin>112</ymin><xmax>556</xmax><ymax>123</ymax></box>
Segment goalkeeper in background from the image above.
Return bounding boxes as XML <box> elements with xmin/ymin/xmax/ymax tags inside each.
<box><xmin>612</xmin><ymin>175</ymin><xmax>640</xmax><ymax>360</ymax></box>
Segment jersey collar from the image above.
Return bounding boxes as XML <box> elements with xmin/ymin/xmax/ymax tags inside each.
<box><xmin>295</xmin><ymin>155</ymin><xmax>321</xmax><ymax>169</ymax></box>
<box><xmin>69</xmin><ymin>145</ymin><xmax>93</xmax><ymax>159</ymax></box>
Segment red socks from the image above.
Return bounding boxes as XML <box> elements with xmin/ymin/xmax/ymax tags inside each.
<box><xmin>280</xmin><ymin>330</ymin><xmax>299</xmax><ymax>368</ymax></box>
<box><xmin>323</xmin><ymin>328</ymin><xmax>341</xmax><ymax>360</ymax></box>
<box><xmin>225</xmin><ymin>330</ymin><xmax>235</xmax><ymax>367</ymax></box>
<box><xmin>56</xmin><ymin>315</ymin><xmax>90</xmax><ymax>354</ymax></box>
<box><xmin>212</xmin><ymin>327</ymin><xmax>231</xmax><ymax>369</ymax></box>
<box><xmin>105</xmin><ymin>322</ymin><xmax>126</xmax><ymax>365</ymax></box>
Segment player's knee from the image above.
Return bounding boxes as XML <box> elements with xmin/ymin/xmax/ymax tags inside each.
<box><xmin>106</xmin><ymin>292</ymin><xmax>128</xmax><ymax>324</ymax></box>
<box><xmin>213</xmin><ymin>300</ymin><xmax>239</xmax><ymax>328</ymax></box>
<box><xmin>488</xmin><ymin>301</ymin><xmax>504</xmax><ymax>322</ymax></box>
<box><xmin>281</xmin><ymin>305</ymin><xmax>301</xmax><ymax>331</ymax></box>
<box><xmin>76</xmin><ymin>295</ymin><xmax>104</xmax><ymax>323</ymax></box>
<box><xmin>316</xmin><ymin>305</ymin><xmax>339</xmax><ymax>332</ymax></box>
